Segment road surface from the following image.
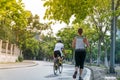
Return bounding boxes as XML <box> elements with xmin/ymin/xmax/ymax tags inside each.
<box><xmin>0</xmin><ymin>61</ymin><xmax>89</xmax><ymax>80</ymax></box>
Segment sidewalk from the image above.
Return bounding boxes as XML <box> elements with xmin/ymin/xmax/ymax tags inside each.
<box><xmin>0</xmin><ymin>60</ymin><xmax>38</xmax><ymax>69</ymax></box>
<box><xmin>86</xmin><ymin>64</ymin><xmax>120</xmax><ymax>80</ymax></box>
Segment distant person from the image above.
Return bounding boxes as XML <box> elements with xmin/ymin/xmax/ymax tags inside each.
<box><xmin>53</xmin><ymin>40</ymin><xmax>65</xmax><ymax>63</ymax></box>
<box><xmin>72</xmin><ymin>28</ymin><xmax>89</xmax><ymax>80</ymax></box>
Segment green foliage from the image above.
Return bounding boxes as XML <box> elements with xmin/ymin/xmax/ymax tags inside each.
<box><xmin>39</xmin><ymin>35</ymin><xmax>56</xmax><ymax>59</ymax></box>
<box><xmin>27</xmin><ymin>14</ymin><xmax>50</xmax><ymax>31</ymax></box>
<box><xmin>42</xmin><ymin>0</ymin><xmax>120</xmax><ymax>63</ymax></box>
<box><xmin>44</xmin><ymin>0</ymin><xmax>95</xmax><ymax>24</ymax></box>
<box><xmin>16</xmin><ymin>55</ymin><xmax>24</xmax><ymax>62</ymax></box>
<box><xmin>118</xmin><ymin>19</ymin><xmax>120</xmax><ymax>29</ymax></box>
<box><xmin>56</xmin><ymin>23</ymin><xmax>93</xmax><ymax>60</ymax></box>
<box><xmin>0</xmin><ymin>0</ymin><xmax>52</xmax><ymax>60</ymax></box>
<box><xmin>0</xmin><ymin>0</ymin><xmax>31</xmax><ymax>43</ymax></box>
<box><xmin>0</xmin><ymin>0</ymin><xmax>119</xmax><ymax>62</ymax></box>
<box><xmin>118</xmin><ymin>77</ymin><xmax>120</xmax><ymax>80</ymax></box>
<box><xmin>43</xmin><ymin>0</ymin><xmax>119</xmax><ymax>24</ymax></box>
<box><xmin>22</xmin><ymin>38</ymin><xmax>41</xmax><ymax>59</ymax></box>
<box><xmin>26</xmin><ymin>38</ymin><xmax>39</xmax><ymax>55</ymax></box>
<box><xmin>115</xmin><ymin>39</ymin><xmax>120</xmax><ymax>63</ymax></box>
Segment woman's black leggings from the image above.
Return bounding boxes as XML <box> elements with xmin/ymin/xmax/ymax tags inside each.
<box><xmin>75</xmin><ymin>49</ymin><xmax>86</xmax><ymax>69</ymax></box>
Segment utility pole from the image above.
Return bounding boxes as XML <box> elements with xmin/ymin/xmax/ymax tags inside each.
<box><xmin>109</xmin><ymin>0</ymin><xmax>116</xmax><ymax>73</ymax></box>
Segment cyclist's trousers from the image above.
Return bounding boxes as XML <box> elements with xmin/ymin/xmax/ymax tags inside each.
<box><xmin>54</xmin><ymin>50</ymin><xmax>61</xmax><ymax>58</ymax></box>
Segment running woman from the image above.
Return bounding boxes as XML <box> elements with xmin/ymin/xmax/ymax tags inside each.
<box><xmin>72</xmin><ymin>28</ymin><xmax>89</xmax><ymax>80</ymax></box>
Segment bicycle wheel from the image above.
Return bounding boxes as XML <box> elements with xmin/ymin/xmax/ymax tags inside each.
<box><xmin>53</xmin><ymin>63</ymin><xmax>58</xmax><ymax>75</ymax></box>
<box><xmin>59</xmin><ymin>63</ymin><xmax>63</xmax><ymax>74</ymax></box>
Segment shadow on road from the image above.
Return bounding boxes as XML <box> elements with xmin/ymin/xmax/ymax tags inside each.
<box><xmin>45</xmin><ymin>74</ymin><xmax>59</xmax><ymax>78</ymax></box>
<box><xmin>44</xmin><ymin>74</ymin><xmax>72</xmax><ymax>80</ymax></box>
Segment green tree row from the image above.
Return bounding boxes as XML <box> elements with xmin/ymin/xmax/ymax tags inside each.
<box><xmin>1</xmin><ymin>0</ymin><xmax>120</xmax><ymax>63</ymax></box>
<box><xmin>0</xmin><ymin>0</ymin><xmax>51</xmax><ymax>60</ymax></box>
<box><xmin>43</xmin><ymin>0</ymin><xmax>120</xmax><ymax>65</ymax></box>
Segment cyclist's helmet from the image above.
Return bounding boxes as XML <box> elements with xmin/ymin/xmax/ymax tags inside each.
<box><xmin>57</xmin><ymin>40</ymin><xmax>62</xmax><ymax>43</ymax></box>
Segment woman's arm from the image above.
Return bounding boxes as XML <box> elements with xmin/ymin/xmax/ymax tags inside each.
<box><xmin>83</xmin><ymin>38</ymin><xmax>89</xmax><ymax>47</ymax></box>
<box><xmin>72</xmin><ymin>38</ymin><xmax>76</xmax><ymax>48</ymax></box>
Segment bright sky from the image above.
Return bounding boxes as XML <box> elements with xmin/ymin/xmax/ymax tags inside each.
<box><xmin>22</xmin><ymin>0</ymin><xmax>66</xmax><ymax>35</ymax></box>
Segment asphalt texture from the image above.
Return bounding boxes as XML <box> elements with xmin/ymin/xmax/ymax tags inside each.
<box><xmin>0</xmin><ymin>60</ymin><xmax>91</xmax><ymax>80</ymax></box>
<box><xmin>0</xmin><ymin>60</ymin><xmax>38</xmax><ymax>69</ymax></box>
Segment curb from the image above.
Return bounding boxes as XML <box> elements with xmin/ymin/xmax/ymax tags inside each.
<box><xmin>83</xmin><ymin>68</ymin><xmax>91</xmax><ymax>80</ymax></box>
<box><xmin>0</xmin><ymin>61</ymin><xmax>38</xmax><ymax>69</ymax></box>
<box><xmin>85</xmin><ymin>66</ymin><xmax>94</xmax><ymax>80</ymax></box>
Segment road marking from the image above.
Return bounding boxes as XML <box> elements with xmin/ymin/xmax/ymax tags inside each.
<box><xmin>105</xmin><ymin>76</ymin><xmax>117</xmax><ymax>80</ymax></box>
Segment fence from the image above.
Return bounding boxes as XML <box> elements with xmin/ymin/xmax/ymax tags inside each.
<box><xmin>0</xmin><ymin>39</ymin><xmax>21</xmax><ymax>62</ymax></box>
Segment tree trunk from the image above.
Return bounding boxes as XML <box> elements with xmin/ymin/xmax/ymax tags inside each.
<box><xmin>97</xmin><ymin>39</ymin><xmax>102</xmax><ymax>66</ymax></box>
<box><xmin>104</xmin><ymin>48</ymin><xmax>109</xmax><ymax>68</ymax></box>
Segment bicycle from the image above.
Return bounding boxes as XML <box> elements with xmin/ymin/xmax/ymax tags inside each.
<box><xmin>53</xmin><ymin>57</ymin><xmax>63</xmax><ymax>75</ymax></box>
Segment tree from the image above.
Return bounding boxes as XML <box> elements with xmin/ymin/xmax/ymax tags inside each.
<box><xmin>0</xmin><ymin>0</ymin><xmax>54</xmax><ymax>60</ymax></box>
<box><xmin>0</xmin><ymin>0</ymin><xmax>31</xmax><ymax>43</ymax></box>
<box><xmin>21</xmin><ymin>13</ymin><xmax>53</xmax><ymax>59</ymax></box>
<box><xmin>22</xmin><ymin>38</ymin><xmax>39</xmax><ymax>60</ymax></box>
<box><xmin>43</xmin><ymin>0</ymin><xmax>95</xmax><ymax>24</ymax></box>
<box><xmin>39</xmin><ymin>34</ymin><xmax>56</xmax><ymax>60</ymax></box>
<box><xmin>56</xmin><ymin>23</ymin><xmax>95</xmax><ymax>63</ymax></box>
<box><xmin>115</xmin><ymin>39</ymin><xmax>120</xmax><ymax>63</ymax></box>
<box><xmin>83</xmin><ymin>0</ymin><xmax>118</xmax><ymax>66</ymax></box>
<box><xmin>43</xmin><ymin>0</ymin><xmax>120</xmax><ymax>66</ymax></box>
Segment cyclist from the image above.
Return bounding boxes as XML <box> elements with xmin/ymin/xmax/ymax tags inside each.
<box><xmin>53</xmin><ymin>40</ymin><xmax>65</xmax><ymax>66</ymax></box>
<box><xmin>72</xmin><ymin>28</ymin><xmax>89</xmax><ymax>80</ymax></box>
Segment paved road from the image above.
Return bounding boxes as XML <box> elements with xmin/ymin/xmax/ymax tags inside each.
<box><xmin>0</xmin><ymin>61</ymin><xmax>90</xmax><ymax>80</ymax></box>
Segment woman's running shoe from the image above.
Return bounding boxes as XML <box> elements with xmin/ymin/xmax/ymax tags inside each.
<box><xmin>79</xmin><ymin>76</ymin><xmax>83</xmax><ymax>80</ymax></box>
<box><xmin>73</xmin><ymin>71</ymin><xmax>77</xmax><ymax>79</ymax></box>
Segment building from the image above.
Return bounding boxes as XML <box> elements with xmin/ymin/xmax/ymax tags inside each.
<box><xmin>0</xmin><ymin>40</ymin><xmax>21</xmax><ymax>63</ymax></box>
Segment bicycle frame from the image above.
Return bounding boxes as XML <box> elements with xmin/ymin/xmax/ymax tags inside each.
<box><xmin>53</xmin><ymin>57</ymin><xmax>63</xmax><ymax>75</ymax></box>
